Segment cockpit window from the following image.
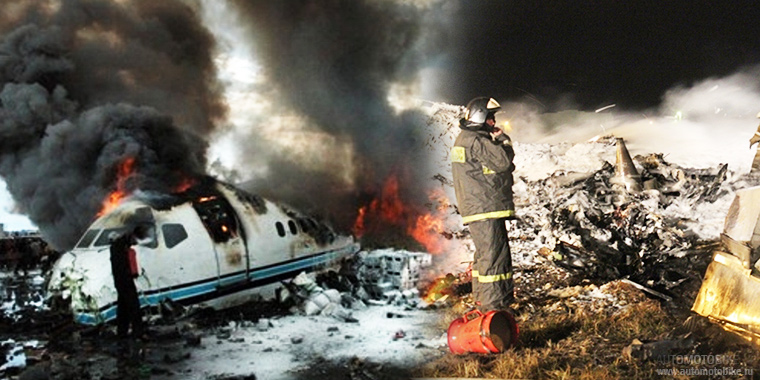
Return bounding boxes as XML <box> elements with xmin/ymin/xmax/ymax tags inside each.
<box><xmin>162</xmin><ymin>224</ymin><xmax>188</xmax><ymax>249</ymax></box>
<box><xmin>93</xmin><ymin>227</ymin><xmax>129</xmax><ymax>247</ymax></box>
<box><xmin>76</xmin><ymin>229</ymin><xmax>101</xmax><ymax>248</ymax></box>
<box><xmin>136</xmin><ymin>224</ymin><xmax>159</xmax><ymax>249</ymax></box>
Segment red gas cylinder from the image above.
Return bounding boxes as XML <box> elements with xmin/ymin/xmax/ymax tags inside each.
<box><xmin>447</xmin><ymin>309</ymin><xmax>519</xmax><ymax>354</ymax></box>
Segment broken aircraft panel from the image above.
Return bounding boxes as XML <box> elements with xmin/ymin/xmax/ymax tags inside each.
<box><xmin>692</xmin><ymin>186</ymin><xmax>760</xmax><ymax>344</ymax></box>
<box><xmin>46</xmin><ymin>179</ymin><xmax>360</xmax><ymax>325</ymax></box>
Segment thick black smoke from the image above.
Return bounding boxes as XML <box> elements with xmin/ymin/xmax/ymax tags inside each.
<box><xmin>231</xmin><ymin>0</ymin><xmax>450</xmax><ymax>232</ymax></box>
<box><xmin>0</xmin><ymin>0</ymin><xmax>223</xmax><ymax>250</ymax></box>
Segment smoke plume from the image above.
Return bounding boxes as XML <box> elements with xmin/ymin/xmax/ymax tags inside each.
<box><xmin>0</xmin><ymin>0</ymin><xmax>453</xmax><ymax>250</ymax></box>
<box><xmin>226</xmin><ymin>0</ymin><xmax>451</xmax><ymax>234</ymax></box>
<box><xmin>0</xmin><ymin>0</ymin><xmax>224</xmax><ymax>250</ymax></box>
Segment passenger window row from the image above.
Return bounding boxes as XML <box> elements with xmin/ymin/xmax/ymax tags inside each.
<box><xmin>275</xmin><ymin>218</ymin><xmax>319</xmax><ymax>238</ymax></box>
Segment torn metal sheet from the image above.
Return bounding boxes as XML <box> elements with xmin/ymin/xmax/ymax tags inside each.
<box><xmin>692</xmin><ymin>251</ymin><xmax>760</xmax><ymax>344</ymax></box>
<box><xmin>693</xmin><ymin>187</ymin><xmax>760</xmax><ymax>343</ymax></box>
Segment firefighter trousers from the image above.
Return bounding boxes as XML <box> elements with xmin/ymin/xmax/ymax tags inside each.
<box><xmin>115</xmin><ymin>283</ymin><xmax>143</xmax><ymax>338</ymax></box>
<box><xmin>469</xmin><ymin>217</ymin><xmax>513</xmax><ymax>311</ymax></box>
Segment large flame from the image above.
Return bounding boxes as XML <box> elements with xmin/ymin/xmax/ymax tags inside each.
<box><xmin>409</xmin><ymin>189</ymin><xmax>451</xmax><ymax>254</ymax></box>
<box><xmin>97</xmin><ymin>157</ymin><xmax>136</xmax><ymax>217</ymax></box>
<box><xmin>353</xmin><ymin>174</ymin><xmax>451</xmax><ymax>254</ymax></box>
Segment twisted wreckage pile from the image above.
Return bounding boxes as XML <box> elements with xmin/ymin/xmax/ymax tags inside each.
<box><xmin>512</xmin><ymin>137</ymin><xmax>733</xmax><ymax>291</ymax></box>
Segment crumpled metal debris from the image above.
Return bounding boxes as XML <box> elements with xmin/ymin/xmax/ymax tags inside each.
<box><xmin>511</xmin><ymin>141</ymin><xmax>734</xmax><ymax>293</ymax></box>
<box><xmin>407</xmin><ymin>136</ymin><xmax>731</xmax><ymax>307</ymax></box>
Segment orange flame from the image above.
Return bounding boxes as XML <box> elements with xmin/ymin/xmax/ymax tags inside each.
<box><xmin>352</xmin><ymin>175</ymin><xmax>451</xmax><ymax>254</ymax></box>
<box><xmin>408</xmin><ymin>188</ymin><xmax>450</xmax><ymax>254</ymax></box>
<box><xmin>422</xmin><ymin>273</ymin><xmax>456</xmax><ymax>303</ymax></box>
<box><xmin>97</xmin><ymin>157</ymin><xmax>136</xmax><ymax>217</ymax></box>
<box><xmin>409</xmin><ymin>213</ymin><xmax>446</xmax><ymax>253</ymax></box>
<box><xmin>353</xmin><ymin>206</ymin><xmax>367</xmax><ymax>237</ymax></box>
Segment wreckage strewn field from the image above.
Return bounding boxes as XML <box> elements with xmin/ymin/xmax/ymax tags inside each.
<box><xmin>412</xmin><ymin>104</ymin><xmax>760</xmax><ymax>379</ymax></box>
<box><xmin>2</xmin><ymin>104</ymin><xmax>760</xmax><ymax>379</ymax></box>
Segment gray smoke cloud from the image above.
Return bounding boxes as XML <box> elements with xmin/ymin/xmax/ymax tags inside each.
<box><xmin>0</xmin><ymin>0</ymin><xmax>223</xmax><ymax>250</ymax></box>
<box><xmin>229</xmin><ymin>0</ymin><xmax>452</xmax><ymax>234</ymax></box>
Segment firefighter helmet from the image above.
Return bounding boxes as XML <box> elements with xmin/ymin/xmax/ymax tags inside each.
<box><xmin>462</xmin><ymin>97</ymin><xmax>501</xmax><ymax>129</ymax></box>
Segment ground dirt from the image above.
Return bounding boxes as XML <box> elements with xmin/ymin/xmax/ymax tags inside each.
<box><xmin>2</xmin><ymin>239</ymin><xmax>759</xmax><ymax>380</ymax></box>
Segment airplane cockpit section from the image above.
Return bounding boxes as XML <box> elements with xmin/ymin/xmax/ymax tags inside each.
<box><xmin>73</xmin><ymin>206</ymin><xmax>158</xmax><ymax>250</ymax></box>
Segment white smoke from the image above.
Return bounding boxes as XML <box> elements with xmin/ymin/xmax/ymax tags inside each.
<box><xmin>498</xmin><ymin>66</ymin><xmax>760</xmax><ymax>175</ymax></box>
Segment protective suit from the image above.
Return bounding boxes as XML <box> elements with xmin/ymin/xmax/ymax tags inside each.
<box><xmin>451</xmin><ymin>97</ymin><xmax>516</xmax><ymax>310</ymax></box>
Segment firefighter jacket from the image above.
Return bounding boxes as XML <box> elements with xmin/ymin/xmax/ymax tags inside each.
<box><xmin>451</xmin><ymin>124</ymin><xmax>515</xmax><ymax>224</ymax></box>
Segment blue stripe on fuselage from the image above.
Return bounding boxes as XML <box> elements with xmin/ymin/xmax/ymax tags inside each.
<box><xmin>73</xmin><ymin>244</ymin><xmax>358</xmax><ymax>325</ymax></box>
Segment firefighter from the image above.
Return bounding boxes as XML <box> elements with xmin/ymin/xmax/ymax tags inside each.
<box><xmin>109</xmin><ymin>226</ymin><xmax>144</xmax><ymax>340</ymax></box>
<box><xmin>451</xmin><ymin>97</ymin><xmax>516</xmax><ymax>311</ymax></box>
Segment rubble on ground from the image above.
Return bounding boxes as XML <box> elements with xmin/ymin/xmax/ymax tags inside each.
<box><xmin>500</xmin><ymin>137</ymin><xmax>760</xmax><ymax>300</ymax></box>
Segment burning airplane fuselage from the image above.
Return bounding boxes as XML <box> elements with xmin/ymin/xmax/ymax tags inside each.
<box><xmin>47</xmin><ymin>180</ymin><xmax>360</xmax><ymax>325</ymax></box>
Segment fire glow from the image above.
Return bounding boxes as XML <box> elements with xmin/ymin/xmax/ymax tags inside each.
<box><xmin>174</xmin><ymin>177</ymin><xmax>198</xmax><ymax>194</ymax></box>
<box><xmin>97</xmin><ymin>157</ymin><xmax>136</xmax><ymax>217</ymax></box>
<box><xmin>353</xmin><ymin>175</ymin><xmax>450</xmax><ymax>254</ymax></box>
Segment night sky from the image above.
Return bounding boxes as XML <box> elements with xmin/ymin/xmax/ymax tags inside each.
<box><xmin>440</xmin><ymin>2</ymin><xmax>760</xmax><ymax>111</ymax></box>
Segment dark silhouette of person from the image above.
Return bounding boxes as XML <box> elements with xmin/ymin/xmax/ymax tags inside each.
<box><xmin>109</xmin><ymin>226</ymin><xmax>144</xmax><ymax>339</ymax></box>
